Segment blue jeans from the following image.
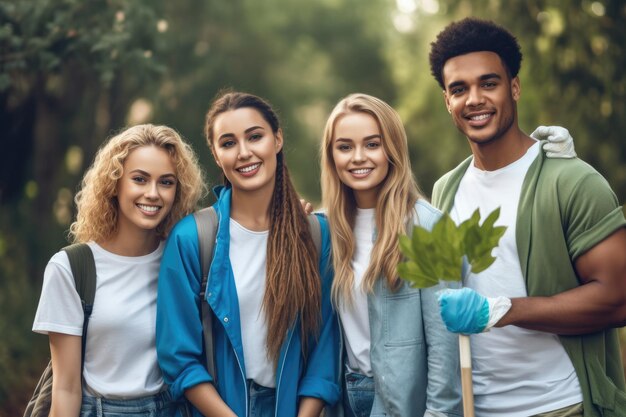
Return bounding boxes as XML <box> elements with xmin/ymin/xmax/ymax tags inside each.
<box><xmin>344</xmin><ymin>371</ymin><xmax>374</xmax><ymax>417</ymax></box>
<box><xmin>80</xmin><ymin>390</ymin><xmax>183</xmax><ymax>417</ymax></box>
<box><xmin>247</xmin><ymin>379</ymin><xmax>276</xmax><ymax>417</ymax></box>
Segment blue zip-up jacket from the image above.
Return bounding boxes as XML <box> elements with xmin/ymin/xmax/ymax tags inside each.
<box><xmin>156</xmin><ymin>186</ymin><xmax>341</xmax><ymax>417</ymax></box>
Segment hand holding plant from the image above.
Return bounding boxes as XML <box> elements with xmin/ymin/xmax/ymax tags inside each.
<box><xmin>397</xmin><ymin>207</ymin><xmax>507</xmax><ymax>417</ymax></box>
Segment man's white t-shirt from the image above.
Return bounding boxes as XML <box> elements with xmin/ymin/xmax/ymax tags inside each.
<box><xmin>337</xmin><ymin>207</ymin><xmax>375</xmax><ymax>377</ymax></box>
<box><xmin>229</xmin><ymin>219</ymin><xmax>275</xmax><ymax>388</ymax></box>
<box><xmin>33</xmin><ymin>241</ymin><xmax>165</xmax><ymax>398</ymax></box>
<box><xmin>451</xmin><ymin>141</ymin><xmax>583</xmax><ymax>416</ymax></box>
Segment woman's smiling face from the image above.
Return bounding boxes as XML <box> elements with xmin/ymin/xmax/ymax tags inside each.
<box><xmin>332</xmin><ymin>112</ymin><xmax>389</xmax><ymax>209</ymax></box>
<box><xmin>115</xmin><ymin>145</ymin><xmax>177</xmax><ymax>236</ymax></box>
<box><xmin>211</xmin><ymin>107</ymin><xmax>283</xmax><ymax>196</ymax></box>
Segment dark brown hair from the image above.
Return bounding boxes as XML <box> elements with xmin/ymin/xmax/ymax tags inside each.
<box><xmin>205</xmin><ymin>91</ymin><xmax>321</xmax><ymax>363</ymax></box>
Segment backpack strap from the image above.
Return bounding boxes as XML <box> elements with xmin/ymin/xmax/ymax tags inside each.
<box><xmin>307</xmin><ymin>214</ymin><xmax>322</xmax><ymax>256</ymax></box>
<box><xmin>193</xmin><ymin>207</ymin><xmax>218</xmax><ymax>384</ymax></box>
<box><xmin>192</xmin><ymin>208</ymin><xmax>321</xmax><ymax>386</ymax></box>
<box><xmin>62</xmin><ymin>243</ymin><xmax>96</xmax><ymax>374</ymax></box>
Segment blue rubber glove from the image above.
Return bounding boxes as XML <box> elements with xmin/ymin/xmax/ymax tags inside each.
<box><xmin>438</xmin><ymin>288</ymin><xmax>512</xmax><ymax>334</ymax></box>
<box><xmin>438</xmin><ymin>288</ymin><xmax>490</xmax><ymax>334</ymax></box>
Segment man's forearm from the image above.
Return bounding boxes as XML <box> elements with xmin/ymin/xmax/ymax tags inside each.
<box><xmin>498</xmin><ymin>281</ymin><xmax>626</xmax><ymax>334</ymax></box>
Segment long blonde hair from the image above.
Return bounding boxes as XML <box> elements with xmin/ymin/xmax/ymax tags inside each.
<box><xmin>205</xmin><ymin>92</ymin><xmax>321</xmax><ymax>364</ymax></box>
<box><xmin>321</xmin><ymin>93</ymin><xmax>424</xmax><ymax>305</ymax></box>
<box><xmin>70</xmin><ymin>124</ymin><xmax>205</xmax><ymax>243</ymax></box>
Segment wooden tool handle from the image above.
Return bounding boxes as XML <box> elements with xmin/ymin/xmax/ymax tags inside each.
<box><xmin>459</xmin><ymin>334</ymin><xmax>475</xmax><ymax>417</ymax></box>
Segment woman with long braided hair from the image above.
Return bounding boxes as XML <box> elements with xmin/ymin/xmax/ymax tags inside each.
<box><xmin>156</xmin><ymin>92</ymin><xmax>340</xmax><ymax>417</ymax></box>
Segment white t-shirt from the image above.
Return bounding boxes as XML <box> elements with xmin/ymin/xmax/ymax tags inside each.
<box><xmin>32</xmin><ymin>241</ymin><xmax>165</xmax><ymax>399</ymax></box>
<box><xmin>229</xmin><ymin>219</ymin><xmax>275</xmax><ymax>388</ymax></box>
<box><xmin>451</xmin><ymin>141</ymin><xmax>582</xmax><ymax>416</ymax></box>
<box><xmin>337</xmin><ymin>208</ymin><xmax>375</xmax><ymax>377</ymax></box>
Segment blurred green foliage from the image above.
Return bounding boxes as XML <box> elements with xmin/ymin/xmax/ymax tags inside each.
<box><xmin>1</xmin><ymin>0</ymin><xmax>625</xmax><ymax>414</ymax></box>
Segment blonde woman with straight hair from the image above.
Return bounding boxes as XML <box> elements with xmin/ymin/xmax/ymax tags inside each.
<box><xmin>33</xmin><ymin>124</ymin><xmax>205</xmax><ymax>417</ymax></box>
<box><xmin>321</xmin><ymin>93</ymin><xmax>462</xmax><ymax>417</ymax></box>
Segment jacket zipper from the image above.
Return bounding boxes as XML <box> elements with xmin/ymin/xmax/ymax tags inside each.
<box><xmin>215</xmin><ymin>210</ymin><xmax>250</xmax><ymax>417</ymax></box>
<box><xmin>274</xmin><ymin>328</ymin><xmax>295</xmax><ymax>417</ymax></box>
<box><xmin>229</xmin><ymin>335</ymin><xmax>249</xmax><ymax>417</ymax></box>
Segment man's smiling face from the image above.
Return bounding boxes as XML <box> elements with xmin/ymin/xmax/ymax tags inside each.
<box><xmin>442</xmin><ymin>50</ymin><xmax>520</xmax><ymax>146</ymax></box>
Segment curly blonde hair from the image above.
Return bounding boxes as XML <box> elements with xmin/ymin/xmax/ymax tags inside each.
<box><xmin>69</xmin><ymin>124</ymin><xmax>206</xmax><ymax>243</ymax></box>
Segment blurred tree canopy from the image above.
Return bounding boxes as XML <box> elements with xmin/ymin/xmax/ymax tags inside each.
<box><xmin>1</xmin><ymin>0</ymin><xmax>625</xmax><ymax>414</ymax></box>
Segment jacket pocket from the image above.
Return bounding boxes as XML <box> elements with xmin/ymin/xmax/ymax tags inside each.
<box><xmin>383</xmin><ymin>290</ymin><xmax>425</xmax><ymax>347</ymax></box>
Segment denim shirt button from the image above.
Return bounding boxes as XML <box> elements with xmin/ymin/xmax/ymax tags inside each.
<box><xmin>223</xmin><ymin>316</ymin><xmax>229</xmax><ymax>323</ymax></box>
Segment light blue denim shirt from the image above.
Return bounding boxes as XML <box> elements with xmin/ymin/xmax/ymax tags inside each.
<box><xmin>328</xmin><ymin>200</ymin><xmax>463</xmax><ymax>417</ymax></box>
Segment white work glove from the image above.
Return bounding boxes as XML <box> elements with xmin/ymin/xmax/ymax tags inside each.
<box><xmin>531</xmin><ymin>125</ymin><xmax>577</xmax><ymax>158</ymax></box>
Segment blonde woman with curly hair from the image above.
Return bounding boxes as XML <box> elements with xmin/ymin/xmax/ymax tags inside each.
<box><xmin>320</xmin><ymin>94</ymin><xmax>461</xmax><ymax>417</ymax></box>
<box><xmin>33</xmin><ymin>124</ymin><xmax>206</xmax><ymax>417</ymax></box>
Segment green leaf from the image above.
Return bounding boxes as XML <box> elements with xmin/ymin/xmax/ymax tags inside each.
<box><xmin>397</xmin><ymin>261</ymin><xmax>439</xmax><ymax>288</ymax></box>
<box><xmin>470</xmin><ymin>253</ymin><xmax>496</xmax><ymax>274</ymax></box>
<box><xmin>397</xmin><ymin>208</ymin><xmax>507</xmax><ymax>288</ymax></box>
<box><xmin>482</xmin><ymin>207</ymin><xmax>501</xmax><ymax>230</ymax></box>
<box><xmin>464</xmin><ymin>209</ymin><xmax>506</xmax><ymax>274</ymax></box>
<box><xmin>412</xmin><ymin>224</ymin><xmax>433</xmax><ymax>249</ymax></box>
<box><xmin>398</xmin><ymin>234</ymin><xmax>416</xmax><ymax>262</ymax></box>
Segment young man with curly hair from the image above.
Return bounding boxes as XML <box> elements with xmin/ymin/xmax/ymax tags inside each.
<box><xmin>429</xmin><ymin>18</ymin><xmax>626</xmax><ymax>417</ymax></box>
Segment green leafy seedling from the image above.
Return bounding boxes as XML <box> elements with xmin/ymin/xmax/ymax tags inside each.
<box><xmin>397</xmin><ymin>208</ymin><xmax>507</xmax><ymax>288</ymax></box>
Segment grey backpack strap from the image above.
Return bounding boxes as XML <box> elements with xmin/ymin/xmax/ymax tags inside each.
<box><xmin>62</xmin><ymin>243</ymin><xmax>96</xmax><ymax>374</ymax></box>
<box><xmin>307</xmin><ymin>214</ymin><xmax>322</xmax><ymax>256</ymax></box>
<box><xmin>192</xmin><ymin>207</ymin><xmax>218</xmax><ymax>384</ymax></box>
